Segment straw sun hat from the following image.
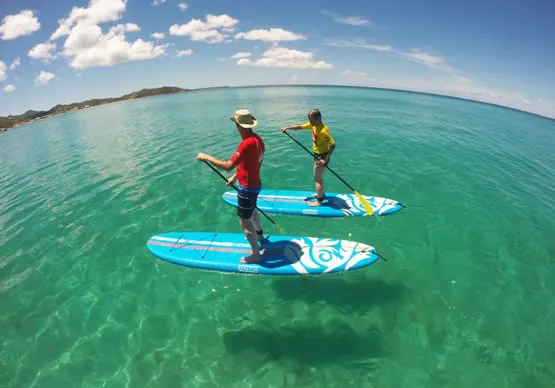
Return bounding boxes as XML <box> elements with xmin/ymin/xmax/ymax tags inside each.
<box><xmin>230</xmin><ymin>109</ymin><xmax>258</xmax><ymax>128</ymax></box>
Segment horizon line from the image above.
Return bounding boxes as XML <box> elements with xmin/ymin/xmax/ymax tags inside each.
<box><xmin>221</xmin><ymin>83</ymin><xmax>554</xmax><ymax>122</ymax></box>
<box><xmin>4</xmin><ymin>83</ymin><xmax>554</xmax><ymax>122</ymax></box>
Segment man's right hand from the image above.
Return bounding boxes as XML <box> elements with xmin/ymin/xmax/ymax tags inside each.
<box><xmin>226</xmin><ymin>176</ymin><xmax>236</xmax><ymax>186</ymax></box>
<box><xmin>280</xmin><ymin>127</ymin><xmax>288</xmax><ymax>133</ymax></box>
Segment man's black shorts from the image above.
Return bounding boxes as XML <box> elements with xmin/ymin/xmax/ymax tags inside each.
<box><xmin>237</xmin><ymin>187</ymin><xmax>260</xmax><ymax>219</ymax></box>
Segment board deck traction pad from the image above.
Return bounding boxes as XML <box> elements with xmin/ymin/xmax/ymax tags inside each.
<box><xmin>222</xmin><ymin>189</ymin><xmax>402</xmax><ymax>217</ymax></box>
<box><xmin>147</xmin><ymin>232</ymin><xmax>380</xmax><ymax>275</ymax></box>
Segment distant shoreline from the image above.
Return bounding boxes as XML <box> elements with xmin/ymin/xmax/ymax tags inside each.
<box><xmin>0</xmin><ymin>86</ymin><xmax>201</xmax><ymax>132</ymax></box>
<box><xmin>0</xmin><ymin>85</ymin><xmax>240</xmax><ymax>132</ymax></box>
<box><xmin>1</xmin><ymin>84</ymin><xmax>551</xmax><ymax>133</ymax></box>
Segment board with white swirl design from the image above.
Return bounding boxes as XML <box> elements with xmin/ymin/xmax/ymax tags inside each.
<box><xmin>147</xmin><ymin>232</ymin><xmax>379</xmax><ymax>275</ymax></box>
<box><xmin>223</xmin><ymin>189</ymin><xmax>402</xmax><ymax>217</ymax></box>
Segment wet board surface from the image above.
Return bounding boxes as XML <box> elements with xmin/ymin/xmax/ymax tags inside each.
<box><xmin>146</xmin><ymin>232</ymin><xmax>379</xmax><ymax>275</ymax></box>
<box><xmin>223</xmin><ymin>189</ymin><xmax>402</xmax><ymax>217</ymax></box>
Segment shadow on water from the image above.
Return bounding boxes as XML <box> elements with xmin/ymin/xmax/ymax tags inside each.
<box><xmin>222</xmin><ymin>319</ymin><xmax>383</xmax><ymax>368</ymax></box>
<box><xmin>323</xmin><ymin>196</ymin><xmax>350</xmax><ymax>210</ymax></box>
<box><xmin>304</xmin><ymin>195</ymin><xmax>350</xmax><ymax>209</ymax></box>
<box><xmin>272</xmin><ymin>277</ymin><xmax>408</xmax><ymax>314</ymax></box>
<box><xmin>257</xmin><ymin>240</ymin><xmax>303</xmax><ymax>269</ymax></box>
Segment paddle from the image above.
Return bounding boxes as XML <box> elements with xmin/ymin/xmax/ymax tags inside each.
<box><xmin>202</xmin><ymin>160</ymin><xmax>285</xmax><ymax>234</ymax></box>
<box><xmin>283</xmin><ymin>131</ymin><xmax>375</xmax><ymax>216</ymax></box>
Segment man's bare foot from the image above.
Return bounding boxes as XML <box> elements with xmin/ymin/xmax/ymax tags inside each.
<box><xmin>241</xmin><ymin>254</ymin><xmax>262</xmax><ymax>264</ymax></box>
<box><xmin>305</xmin><ymin>193</ymin><xmax>323</xmax><ymax>202</ymax></box>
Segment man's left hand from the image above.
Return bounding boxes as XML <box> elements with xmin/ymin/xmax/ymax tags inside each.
<box><xmin>197</xmin><ymin>152</ymin><xmax>210</xmax><ymax>162</ymax></box>
<box><xmin>318</xmin><ymin>157</ymin><xmax>327</xmax><ymax>166</ymax></box>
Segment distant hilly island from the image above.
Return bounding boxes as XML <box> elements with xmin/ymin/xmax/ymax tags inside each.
<box><xmin>0</xmin><ymin>86</ymin><xmax>228</xmax><ymax>131</ymax></box>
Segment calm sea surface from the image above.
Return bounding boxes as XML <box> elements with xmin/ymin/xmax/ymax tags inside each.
<box><xmin>1</xmin><ymin>86</ymin><xmax>554</xmax><ymax>387</ymax></box>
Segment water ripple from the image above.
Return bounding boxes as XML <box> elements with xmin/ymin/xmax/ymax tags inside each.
<box><xmin>1</xmin><ymin>87</ymin><xmax>554</xmax><ymax>388</ymax></box>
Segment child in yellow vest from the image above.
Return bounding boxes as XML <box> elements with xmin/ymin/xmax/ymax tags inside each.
<box><xmin>280</xmin><ymin>109</ymin><xmax>336</xmax><ymax>206</ymax></box>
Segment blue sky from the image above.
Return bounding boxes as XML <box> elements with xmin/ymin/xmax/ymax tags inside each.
<box><xmin>0</xmin><ymin>0</ymin><xmax>554</xmax><ymax>118</ymax></box>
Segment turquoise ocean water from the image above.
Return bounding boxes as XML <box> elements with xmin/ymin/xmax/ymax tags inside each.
<box><xmin>1</xmin><ymin>85</ymin><xmax>554</xmax><ymax>387</ymax></box>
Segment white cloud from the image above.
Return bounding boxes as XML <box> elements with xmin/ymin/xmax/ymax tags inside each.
<box><xmin>176</xmin><ymin>49</ymin><xmax>193</xmax><ymax>57</ymax></box>
<box><xmin>520</xmin><ymin>99</ymin><xmax>531</xmax><ymax>104</ymax></box>
<box><xmin>28</xmin><ymin>42</ymin><xmax>57</xmax><ymax>61</ymax></box>
<box><xmin>0</xmin><ymin>10</ymin><xmax>40</xmax><ymax>40</ymax></box>
<box><xmin>231</xmin><ymin>52</ymin><xmax>252</xmax><ymax>59</ymax></box>
<box><xmin>338</xmin><ymin>17</ymin><xmax>370</xmax><ymax>26</ymax></box>
<box><xmin>50</xmin><ymin>0</ymin><xmax>127</xmax><ymax>40</ymax></box>
<box><xmin>327</xmin><ymin>39</ymin><xmax>456</xmax><ymax>73</ymax></box>
<box><xmin>322</xmin><ymin>11</ymin><xmax>370</xmax><ymax>26</ymax></box>
<box><xmin>152</xmin><ymin>0</ymin><xmax>167</xmax><ymax>6</ymax></box>
<box><xmin>236</xmin><ymin>47</ymin><xmax>333</xmax><ymax>70</ymax></box>
<box><xmin>61</xmin><ymin>23</ymin><xmax>168</xmax><ymax>69</ymax></box>
<box><xmin>151</xmin><ymin>32</ymin><xmax>165</xmax><ymax>40</ymax></box>
<box><xmin>169</xmin><ymin>14</ymin><xmax>239</xmax><ymax>43</ymax></box>
<box><xmin>4</xmin><ymin>84</ymin><xmax>16</xmax><ymax>92</ymax></box>
<box><xmin>109</xmin><ymin>23</ymin><xmax>140</xmax><ymax>35</ymax></box>
<box><xmin>401</xmin><ymin>48</ymin><xmax>450</xmax><ymax>71</ymax></box>
<box><xmin>340</xmin><ymin>70</ymin><xmax>368</xmax><ymax>79</ymax></box>
<box><xmin>453</xmin><ymin>75</ymin><xmax>470</xmax><ymax>83</ymax></box>
<box><xmin>360</xmin><ymin>74</ymin><xmax>513</xmax><ymax>108</ymax></box>
<box><xmin>0</xmin><ymin>61</ymin><xmax>7</xmax><ymax>82</ymax></box>
<box><xmin>326</xmin><ymin>39</ymin><xmax>392</xmax><ymax>52</ymax></box>
<box><xmin>234</xmin><ymin>28</ymin><xmax>305</xmax><ymax>42</ymax></box>
<box><xmin>9</xmin><ymin>57</ymin><xmax>21</xmax><ymax>70</ymax></box>
<box><xmin>447</xmin><ymin>77</ymin><xmax>507</xmax><ymax>100</ymax></box>
<box><xmin>178</xmin><ymin>3</ymin><xmax>188</xmax><ymax>11</ymax></box>
<box><xmin>35</xmin><ymin>71</ymin><xmax>55</xmax><ymax>85</ymax></box>
<box><xmin>48</xmin><ymin>1</ymin><xmax>166</xmax><ymax>70</ymax></box>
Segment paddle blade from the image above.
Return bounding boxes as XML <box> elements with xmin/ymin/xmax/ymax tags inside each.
<box><xmin>355</xmin><ymin>191</ymin><xmax>374</xmax><ymax>216</ymax></box>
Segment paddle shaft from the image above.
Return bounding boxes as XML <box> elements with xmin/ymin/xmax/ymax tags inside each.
<box><xmin>202</xmin><ymin>161</ymin><xmax>281</xmax><ymax>229</ymax></box>
<box><xmin>284</xmin><ymin>130</ymin><xmax>357</xmax><ymax>192</ymax></box>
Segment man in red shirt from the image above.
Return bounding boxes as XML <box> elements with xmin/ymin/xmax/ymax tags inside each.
<box><xmin>197</xmin><ymin>109</ymin><xmax>266</xmax><ymax>263</ymax></box>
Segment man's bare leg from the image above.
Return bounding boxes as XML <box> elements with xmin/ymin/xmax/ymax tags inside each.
<box><xmin>251</xmin><ymin>210</ymin><xmax>265</xmax><ymax>241</ymax></box>
<box><xmin>240</xmin><ymin>216</ymin><xmax>262</xmax><ymax>263</ymax></box>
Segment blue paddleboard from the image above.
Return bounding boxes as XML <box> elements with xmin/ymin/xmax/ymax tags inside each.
<box><xmin>146</xmin><ymin>232</ymin><xmax>379</xmax><ymax>275</ymax></box>
<box><xmin>223</xmin><ymin>189</ymin><xmax>402</xmax><ymax>217</ymax></box>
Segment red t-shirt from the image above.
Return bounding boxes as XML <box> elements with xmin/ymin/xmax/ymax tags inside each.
<box><xmin>230</xmin><ymin>132</ymin><xmax>265</xmax><ymax>188</ymax></box>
